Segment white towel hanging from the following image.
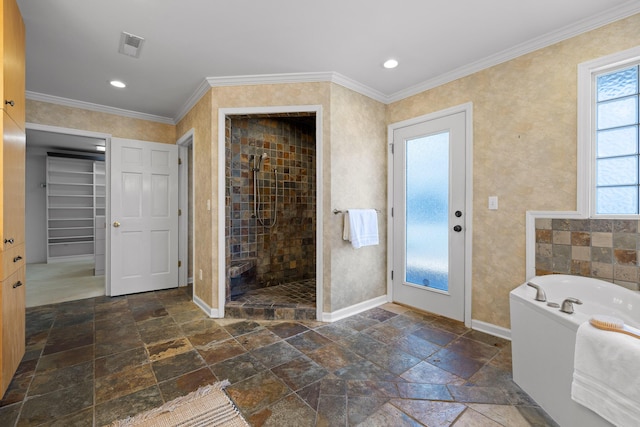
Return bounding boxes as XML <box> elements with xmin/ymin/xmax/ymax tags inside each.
<box><xmin>347</xmin><ymin>209</ymin><xmax>379</xmax><ymax>248</ymax></box>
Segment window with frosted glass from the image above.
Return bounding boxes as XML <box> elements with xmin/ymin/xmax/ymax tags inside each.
<box><xmin>405</xmin><ymin>132</ymin><xmax>449</xmax><ymax>291</ymax></box>
<box><xmin>595</xmin><ymin>65</ymin><xmax>640</xmax><ymax>214</ymax></box>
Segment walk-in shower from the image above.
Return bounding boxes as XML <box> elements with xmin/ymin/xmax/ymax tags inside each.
<box><xmin>224</xmin><ymin>113</ymin><xmax>316</xmax><ymax>318</ymax></box>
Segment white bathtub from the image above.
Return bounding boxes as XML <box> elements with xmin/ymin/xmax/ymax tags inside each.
<box><xmin>510</xmin><ymin>274</ymin><xmax>640</xmax><ymax>427</ymax></box>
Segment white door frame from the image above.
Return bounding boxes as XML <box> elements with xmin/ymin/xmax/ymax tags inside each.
<box><xmin>177</xmin><ymin>129</ymin><xmax>194</xmax><ymax>288</ymax></box>
<box><xmin>25</xmin><ymin>122</ymin><xmax>112</xmax><ymax>293</ymax></box>
<box><xmin>217</xmin><ymin>105</ymin><xmax>323</xmax><ymax>320</ymax></box>
<box><xmin>387</xmin><ymin>102</ymin><xmax>473</xmax><ymax>327</ymax></box>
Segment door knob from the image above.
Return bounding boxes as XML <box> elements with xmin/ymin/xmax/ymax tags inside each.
<box><xmin>113</xmin><ymin>221</ymin><xmax>121</xmax><ymax>228</ymax></box>
<box><xmin>453</xmin><ymin>225</ymin><xmax>462</xmax><ymax>232</ymax></box>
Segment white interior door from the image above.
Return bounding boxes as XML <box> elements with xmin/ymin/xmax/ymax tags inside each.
<box><xmin>391</xmin><ymin>111</ymin><xmax>467</xmax><ymax>321</ymax></box>
<box><xmin>109</xmin><ymin>138</ymin><xmax>178</xmax><ymax>296</ymax></box>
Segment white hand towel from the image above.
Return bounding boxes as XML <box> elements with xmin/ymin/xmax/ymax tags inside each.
<box><xmin>347</xmin><ymin>209</ymin><xmax>379</xmax><ymax>249</ymax></box>
<box><xmin>571</xmin><ymin>321</ymin><xmax>640</xmax><ymax>427</ymax></box>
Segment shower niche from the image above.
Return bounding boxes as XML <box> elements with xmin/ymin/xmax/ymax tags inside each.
<box><xmin>225</xmin><ymin>113</ymin><xmax>316</xmax><ymax>312</ymax></box>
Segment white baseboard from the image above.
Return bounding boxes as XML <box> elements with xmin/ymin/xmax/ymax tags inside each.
<box><xmin>193</xmin><ymin>293</ymin><xmax>222</xmax><ymax>318</ymax></box>
<box><xmin>321</xmin><ymin>295</ymin><xmax>388</xmax><ymax>323</ymax></box>
<box><xmin>471</xmin><ymin>319</ymin><xmax>511</xmax><ymax>341</ymax></box>
<box><xmin>46</xmin><ymin>254</ymin><xmax>94</xmax><ymax>263</ymax></box>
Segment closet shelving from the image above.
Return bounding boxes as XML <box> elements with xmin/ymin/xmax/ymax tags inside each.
<box><xmin>94</xmin><ymin>161</ymin><xmax>106</xmax><ymax>274</ymax></box>
<box><xmin>46</xmin><ymin>156</ymin><xmax>104</xmax><ymax>262</ymax></box>
<box><xmin>94</xmin><ymin>161</ymin><xmax>105</xmax><ymax>217</ymax></box>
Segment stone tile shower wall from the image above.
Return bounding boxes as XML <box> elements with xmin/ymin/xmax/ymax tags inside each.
<box><xmin>535</xmin><ymin>218</ymin><xmax>640</xmax><ymax>291</ymax></box>
<box><xmin>225</xmin><ymin>115</ymin><xmax>316</xmax><ymax>299</ymax></box>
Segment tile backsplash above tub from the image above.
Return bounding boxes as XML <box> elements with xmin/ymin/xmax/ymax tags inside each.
<box><xmin>535</xmin><ymin>218</ymin><xmax>640</xmax><ymax>291</ymax></box>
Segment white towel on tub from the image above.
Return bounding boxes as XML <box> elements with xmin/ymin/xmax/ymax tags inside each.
<box><xmin>571</xmin><ymin>321</ymin><xmax>640</xmax><ymax>427</ymax></box>
<box><xmin>347</xmin><ymin>209</ymin><xmax>379</xmax><ymax>249</ymax></box>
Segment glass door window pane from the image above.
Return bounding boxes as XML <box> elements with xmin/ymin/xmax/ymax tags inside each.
<box><xmin>405</xmin><ymin>132</ymin><xmax>449</xmax><ymax>291</ymax></box>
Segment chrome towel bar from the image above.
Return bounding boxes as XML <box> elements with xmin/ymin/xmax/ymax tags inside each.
<box><xmin>333</xmin><ymin>209</ymin><xmax>381</xmax><ymax>215</ymax></box>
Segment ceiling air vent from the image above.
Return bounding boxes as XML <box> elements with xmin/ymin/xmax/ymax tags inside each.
<box><xmin>118</xmin><ymin>31</ymin><xmax>145</xmax><ymax>58</ymax></box>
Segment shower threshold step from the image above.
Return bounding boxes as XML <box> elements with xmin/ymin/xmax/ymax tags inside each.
<box><xmin>226</xmin><ymin>279</ymin><xmax>316</xmax><ymax>320</ymax></box>
<box><xmin>225</xmin><ymin>303</ymin><xmax>316</xmax><ymax>321</ymax></box>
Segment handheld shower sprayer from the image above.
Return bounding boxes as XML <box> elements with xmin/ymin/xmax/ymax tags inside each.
<box><xmin>258</xmin><ymin>152</ymin><xmax>268</xmax><ymax>170</ymax></box>
<box><xmin>252</xmin><ymin>152</ymin><xmax>277</xmax><ymax>228</ymax></box>
<box><xmin>253</xmin><ymin>152</ymin><xmax>269</xmax><ymax>171</ymax></box>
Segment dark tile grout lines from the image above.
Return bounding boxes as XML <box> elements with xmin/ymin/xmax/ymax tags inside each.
<box><xmin>0</xmin><ymin>285</ymin><xmax>558</xmax><ymax>426</ymax></box>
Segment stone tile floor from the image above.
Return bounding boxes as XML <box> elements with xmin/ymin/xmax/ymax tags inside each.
<box><xmin>0</xmin><ymin>286</ymin><xmax>558</xmax><ymax>426</ymax></box>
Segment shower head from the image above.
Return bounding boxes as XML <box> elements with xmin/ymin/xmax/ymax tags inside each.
<box><xmin>256</xmin><ymin>152</ymin><xmax>268</xmax><ymax>170</ymax></box>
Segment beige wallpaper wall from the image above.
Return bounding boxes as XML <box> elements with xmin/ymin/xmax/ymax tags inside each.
<box><xmin>26</xmin><ymin>100</ymin><xmax>175</xmax><ymax>144</ymax></box>
<box><xmin>329</xmin><ymin>84</ymin><xmax>387</xmax><ymax>310</ymax></box>
<box><xmin>175</xmin><ymin>92</ymin><xmax>214</xmax><ymax>306</ymax></box>
<box><xmin>387</xmin><ymin>13</ymin><xmax>640</xmax><ymax>328</ymax></box>
<box><xmin>25</xmin><ymin>12</ymin><xmax>640</xmax><ymax>328</ymax></box>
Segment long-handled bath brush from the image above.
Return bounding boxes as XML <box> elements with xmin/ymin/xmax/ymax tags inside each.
<box><xmin>589</xmin><ymin>315</ymin><xmax>640</xmax><ymax>339</ymax></box>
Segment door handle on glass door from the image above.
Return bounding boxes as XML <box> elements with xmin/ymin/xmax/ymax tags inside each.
<box><xmin>113</xmin><ymin>221</ymin><xmax>121</xmax><ymax>228</ymax></box>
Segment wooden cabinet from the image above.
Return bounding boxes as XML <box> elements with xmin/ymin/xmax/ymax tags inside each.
<box><xmin>2</xmin><ymin>111</ymin><xmax>25</xmax><ymax>248</ymax></box>
<box><xmin>1</xmin><ymin>266</ymin><xmax>24</xmax><ymax>393</ymax></box>
<box><xmin>0</xmin><ymin>0</ymin><xmax>25</xmax><ymax>397</ymax></box>
<box><xmin>2</xmin><ymin>0</ymin><xmax>26</xmax><ymax>128</ymax></box>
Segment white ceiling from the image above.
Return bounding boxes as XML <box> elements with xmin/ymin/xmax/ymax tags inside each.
<box><xmin>17</xmin><ymin>0</ymin><xmax>640</xmax><ymax>124</ymax></box>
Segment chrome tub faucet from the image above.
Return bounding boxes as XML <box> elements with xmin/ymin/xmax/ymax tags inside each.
<box><xmin>560</xmin><ymin>297</ymin><xmax>583</xmax><ymax>314</ymax></box>
<box><xmin>526</xmin><ymin>282</ymin><xmax>547</xmax><ymax>302</ymax></box>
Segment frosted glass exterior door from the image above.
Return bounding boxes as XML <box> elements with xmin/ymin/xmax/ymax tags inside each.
<box><xmin>110</xmin><ymin>138</ymin><xmax>178</xmax><ymax>296</ymax></box>
<box><xmin>392</xmin><ymin>111</ymin><xmax>466</xmax><ymax>321</ymax></box>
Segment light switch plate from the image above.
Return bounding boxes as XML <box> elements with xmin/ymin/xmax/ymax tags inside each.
<box><xmin>488</xmin><ymin>196</ymin><xmax>498</xmax><ymax>210</ymax></box>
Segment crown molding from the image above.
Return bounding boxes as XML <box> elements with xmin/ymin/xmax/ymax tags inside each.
<box><xmin>173</xmin><ymin>71</ymin><xmax>388</xmax><ymax>124</ymax></box>
<box><xmin>206</xmin><ymin>71</ymin><xmax>335</xmax><ymax>87</ymax></box>
<box><xmin>26</xmin><ymin>91</ymin><xmax>175</xmax><ymax>125</ymax></box>
<box><xmin>386</xmin><ymin>1</ymin><xmax>640</xmax><ymax>103</ymax></box>
<box><xmin>207</xmin><ymin>71</ymin><xmax>388</xmax><ymax>103</ymax></box>
<box><xmin>329</xmin><ymin>73</ymin><xmax>388</xmax><ymax>103</ymax></box>
<box><xmin>173</xmin><ymin>79</ymin><xmax>212</xmax><ymax>124</ymax></box>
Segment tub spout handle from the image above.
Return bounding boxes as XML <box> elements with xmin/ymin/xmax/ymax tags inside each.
<box><xmin>560</xmin><ymin>297</ymin><xmax>583</xmax><ymax>314</ymax></box>
<box><xmin>526</xmin><ymin>282</ymin><xmax>547</xmax><ymax>302</ymax></box>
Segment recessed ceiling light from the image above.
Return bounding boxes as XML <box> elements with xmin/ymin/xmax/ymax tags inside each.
<box><xmin>110</xmin><ymin>80</ymin><xmax>126</xmax><ymax>88</ymax></box>
<box><xmin>383</xmin><ymin>59</ymin><xmax>399</xmax><ymax>69</ymax></box>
